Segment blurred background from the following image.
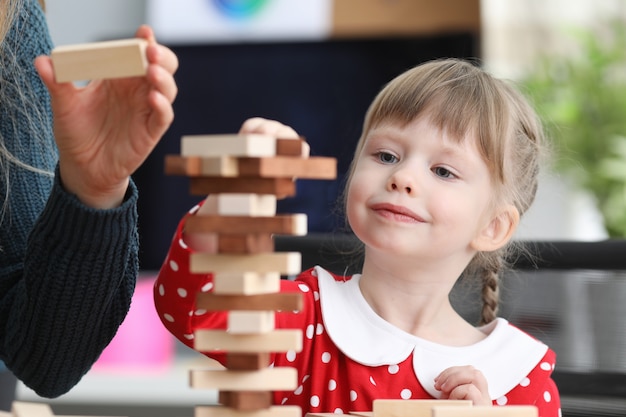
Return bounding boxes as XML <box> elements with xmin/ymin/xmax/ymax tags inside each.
<box><xmin>17</xmin><ymin>1</ymin><xmax>626</xmax><ymax>416</ymax></box>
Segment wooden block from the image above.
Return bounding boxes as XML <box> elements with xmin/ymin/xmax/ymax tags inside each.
<box><xmin>185</xmin><ymin>214</ymin><xmax>307</xmax><ymax>236</ymax></box>
<box><xmin>213</xmin><ymin>272</ymin><xmax>281</xmax><ymax>295</ymax></box>
<box><xmin>51</xmin><ymin>38</ymin><xmax>148</xmax><ymax>82</ymax></box>
<box><xmin>237</xmin><ymin>156</ymin><xmax>337</xmax><ymax>179</ymax></box>
<box><xmin>218</xmin><ymin>391</ymin><xmax>273</xmax><ymax>411</ymax></box>
<box><xmin>432</xmin><ymin>406</ymin><xmax>538</xmax><ymax>417</ymax></box>
<box><xmin>196</xmin><ymin>292</ymin><xmax>303</xmax><ymax>312</ymax></box>
<box><xmin>216</xmin><ymin>234</ymin><xmax>275</xmax><ymax>254</ymax></box>
<box><xmin>194</xmin><ymin>329</ymin><xmax>302</xmax><ymax>353</ymax></box>
<box><xmin>165</xmin><ymin>155</ymin><xmax>239</xmax><ymax>177</ymax></box>
<box><xmin>0</xmin><ymin>412</ymin><xmax>10</xmax><ymax>417</ymax></box>
<box><xmin>190</xmin><ymin>367</ymin><xmax>298</xmax><ymax>391</ymax></box>
<box><xmin>226</xmin><ymin>352</ymin><xmax>271</xmax><ymax>370</ymax></box>
<box><xmin>349</xmin><ymin>413</ymin><xmax>374</xmax><ymax>417</ymax></box>
<box><xmin>228</xmin><ymin>311</ymin><xmax>275</xmax><ymax>334</ymax></box>
<box><xmin>373</xmin><ymin>399</ymin><xmax>472</xmax><ymax>417</ymax></box>
<box><xmin>190</xmin><ymin>252</ymin><xmax>301</xmax><ymax>275</ymax></box>
<box><xmin>181</xmin><ymin>134</ymin><xmax>277</xmax><ymax>157</ymax></box>
<box><xmin>190</xmin><ymin>177</ymin><xmax>296</xmax><ymax>198</ymax></box>
<box><xmin>306</xmin><ymin>414</ymin><xmax>341</xmax><ymax>417</ymax></box>
<box><xmin>195</xmin><ymin>405</ymin><xmax>301</xmax><ymax>417</ymax></box>
<box><xmin>11</xmin><ymin>402</ymin><xmax>54</xmax><ymax>417</ymax></box>
<box><xmin>276</xmin><ymin>138</ymin><xmax>310</xmax><ymax>157</ymax></box>
<box><xmin>204</xmin><ymin>194</ymin><xmax>277</xmax><ymax>217</ymax></box>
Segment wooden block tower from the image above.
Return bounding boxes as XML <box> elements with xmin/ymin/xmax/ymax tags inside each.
<box><xmin>165</xmin><ymin>133</ymin><xmax>337</xmax><ymax>417</ymax></box>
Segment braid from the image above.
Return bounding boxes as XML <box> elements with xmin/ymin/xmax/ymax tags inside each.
<box><xmin>479</xmin><ymin>251</ymin><xmax>504</xmax><ymax>325</ymax></box>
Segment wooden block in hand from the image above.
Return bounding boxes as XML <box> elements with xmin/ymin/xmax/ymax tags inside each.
<box><xmin>190</xmin><ymin>367</ymin><xmax>297</xmax><ymax>391</ymax></box>
<box><xmin>195</xmin><ymin>405</ymin><xmax>302</xmax><ymax>417</ymax></box>
<box><xmin>194</xmin><ymin>329</ymin><xmax>302</xmax><ymax>353</ymax></box>
<box><xmin>373</xmin><ymin>399</ymin><xmax>472</xmax><ymax>417</ymax></box>
<box><xmin>203</xmin><ymin>194</ymin><xmax>277</xmax><ymax>217</ymax></box>
<box><xmin>432</xmin><ymin>406</ymin><xmax>538</xmax><ymax>417</ymax></box>
<box><xmin>196</xmin><ymin>292</ymin><xmax>303</xmax><ymax>312</ymax></box>
<box><xmin>213</xmin><ymin>272</ymin><xmax>281</xmax><ymax>295</ymax></box>
<box><xmin>11</xmin><ymin>402</ymin><xmax>55</xmax><ymax>417</ymax></box>
<box><xmin>190</xmin><ymin>252</ymin><xmax>301</xmax><ymax>275</ymax></box>
<box><xmin>228</xmin><ymin>311</ymin><xmax>275</xmax><ymax>334</ymax></box>
<box><xmin>185</xmin><ymin>214</ymin><xmax>307</xmax><ymax>236</ymax></box>
<box><xmin>190</xmin><ymin>177</ymin><xmax>296</xmax><ymax>198</ymax></box>
<box><xmin>51</xmin><ymin>38</ymin><xmax>148</xmax><ymax>82</ymax></box>
<box><xmin>218</xmin><ymin>391</ymin><xmax>273</xmax><ymax>411</ymax></box>
<box><xmin>181</xmin><ymin>134</ymin><xmax>277</xmax><ymax>158</ymax></box>
<box><xmin>226</xmin><ymin>352</ymin><xmax>271</xmax><ymax>370</ymax></box>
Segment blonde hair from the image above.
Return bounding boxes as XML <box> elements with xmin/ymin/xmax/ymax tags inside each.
<box><xmin>345</xmin><ymin>58</ymin><xmax>545</xmax><ymax>325</ymax></box>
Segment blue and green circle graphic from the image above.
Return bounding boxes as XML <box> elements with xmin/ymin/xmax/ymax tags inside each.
<box><xmin>210</xmin><ymin>0</ymin><xmax>270</xmax><ymax>20</ymax></box>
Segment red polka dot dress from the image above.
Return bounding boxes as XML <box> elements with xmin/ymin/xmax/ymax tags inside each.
<box><xmin>154</xmin><ymin>210</ymin><xmax>562</xmax><ymax>417</ymax></box>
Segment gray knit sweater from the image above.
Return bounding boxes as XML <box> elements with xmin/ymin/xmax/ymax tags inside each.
<box><xmin>0</xmin><ymin>0</ymin><xmax>137</xmax><ymax>398</ymax></box>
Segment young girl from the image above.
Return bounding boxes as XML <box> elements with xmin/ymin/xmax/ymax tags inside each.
<box><xmin>154</xmin><ymin>58</ymin><xmax>560</xmax><ymax>416</ymax></box>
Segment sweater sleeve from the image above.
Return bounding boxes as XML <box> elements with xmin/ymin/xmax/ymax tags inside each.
<box><xmin>0</xmin><ymin>170</ymin><xmax>138</xmax><ymax>398</ymax></box>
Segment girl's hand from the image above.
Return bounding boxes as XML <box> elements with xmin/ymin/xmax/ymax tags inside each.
<box><xmin>239</xmin><ymin>117</ymin><xmax>299</xmax><ymax>139</ymax></box>
<box><xmin>34</xmin><ymin>25</ymin><xmax>179</xmax><ymax>209</ymax></box>
<box><xmin>434</xmin><ymin>366</ymin><xmax>492</xmax><ymax>406</ymax></box>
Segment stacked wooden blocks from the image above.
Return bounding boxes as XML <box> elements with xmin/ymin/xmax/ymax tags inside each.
<box><xmin>165</xmin><ymin>133</ymin><xmax>337</xmax><ymax>417</ymax></box>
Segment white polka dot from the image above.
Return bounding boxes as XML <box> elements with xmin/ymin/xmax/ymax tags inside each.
<box><xmin>188</xmin><ymin>310</ymin><xmax>194</xmax><ymax>316</ymax></box>
<box><xmin>298</xmin><ymin>283</ymin><xmax>310</xmax><ymax>292</ymax></box>
<box><xmin>519</xmin><ymin>377</ymin><xmax>530</xmax><ymax>387</ymax></box>
<box><xmin>311</xmin><ymin>269</ymin><xmax>318</xmax><ymax>277</ymax></box>
<box><xmin>558</xmin><ymin>408</ymin><xmax>562</xmax><ymax>417</ymax></box>
<box><xmin>350</xmin><ymin>390</ymin><xmax>358</xmax><ymax>401</ymax></box>
<box><xmin>540</xmin><ymin>362</ymin><xmax>552</xmax><ymax>371</ymax></box>
<box><xmin>294</xmin><ymin>385</ymin><xmax>303</xmax><ymax>395</ymax></box>
<box><xmin>183</xmin><ymin>334</ymin><xmax>194</xmax><ymax>340</ymax></box>
<box><xmin>194</xmin><ymin>309</ymin><xmax>207</xmax><ymax>316</ymax></box>
<box><xmin>169</xmin><ymin>260</ymin><xmax>179</xmax><ymax>271</ymax></box>
<box><xmin>544</xmin><ymin>391</ymin><xmax>552</xmax><ymax>402</ymax></box>
<box><xmin>306</xmin><ymin>324</ymin><xmax>315</xmax><ymax>339</ymax></box>
<box><xmin>328</xmin><ymin>379</ymin><xmax>337</xmax><ymax>391</ymax></box>
<box><xmin>316</xmin><ymin>323</ymin><xmax>324</xmax><ymax>335</ymax></box>
<box><xmin>281</xmin><ymin>398</ymin><xmax>288</xmax><ymax>405</ymax></box>
<box><xmin>302</xmin><ymin>375</ymin><xmax>310</xmax><ymax>383</ymax></box>
<box><xmin>190</xmin><ymin>205</ymin><xmax>200</xmax><ymax>214</ymax></box>
<box><xmin>178</xmin><ymin>238</ymin><xmax>188</xmax><ymax>249</ymax></box>
<box><xmin>314</xmin><ymin>291</ymin><xmax>320</xmax><ymax>301</ymax></box>
<box><xmin>400</xmin><ymin>389</ymin><xmax>412</xmax><ymax>399</ymax></box>
<box><xmin>333</xmin><ymin>408</ymin><xmax>343</xmax><ymax>414</ymax></box>
<box><xmin>163</xmin><ymin>314</ymin><xmax>174</xmax><ymax>323</ymax></box>
<box><xmin>201</xmin><ymin>282</ymin><xmax>213</xmax><ymax>292</ymax></box>
<box><xmin>321</xmin><ymin>352</ymin><xmax>331</xmax><ymax>363</ymax></box>
<box><xmin>310</xmin><ymin>396</ymin><xmax>320</xmax><ymax>407</ymax></box>
<box><xmin>177</xmin><ymin>288</ymin><xmax>188</xmax><ymax>298</ymax></box>
<box><xmin>496</xmin><ymin>396</ymin><xmax>508</xmax><ymax>406</ymax></box>
<box><xmin>158</xmin><ymin>284</ymin><xmax>165</xmax><ymax>296</ymax></box>
<box><xmin>286</xmin><ymin>350</ymin><xmax>297</xmax><ymax>362</ymax></box>
<box><xmin>369</xmin><ymin>376</ymin><xmax>377</xmax><ymax>386</ymax></box>
<box><xmin>388</xmin><ymin>364</ymin><xmax>399</xmax><ymax>374</ymax></box>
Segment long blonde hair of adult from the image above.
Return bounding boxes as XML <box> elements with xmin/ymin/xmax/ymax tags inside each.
<box><xmin>344</xmin><ymin>58</ymin><xmax>546</xmax><ymax>325</ymax></box>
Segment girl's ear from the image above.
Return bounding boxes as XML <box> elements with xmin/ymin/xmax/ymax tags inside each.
<box><xmin>471</xmin><ymin>205</ymin><xmax>520</xmax><ymax>252</ymax></box>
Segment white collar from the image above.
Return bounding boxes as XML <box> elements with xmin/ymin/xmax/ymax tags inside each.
<box><xmin>315</xmin><ymin>266</ymin><xmax>548</xmax><ymax>399</ymax></box>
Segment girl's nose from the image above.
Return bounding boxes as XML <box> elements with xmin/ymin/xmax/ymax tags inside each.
<box><xmin>387</xmin><ymin>168</ymin><xmax>416</xmax><ymax>195</ymax></box>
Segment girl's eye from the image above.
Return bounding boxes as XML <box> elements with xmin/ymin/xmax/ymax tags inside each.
<box><xmin>433</xmin><ymin>166</ymin><xmax>455</xmax><ymax>179</ymax></box>
<box><xmin>376</xmin><ymin>152</ymin><xmax>398</xmax><ymax>164</ymax></box>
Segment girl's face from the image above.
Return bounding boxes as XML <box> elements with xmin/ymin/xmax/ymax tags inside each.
<box><xmin>346</xmin><ymin>115</ymin><xmax>499</xmax><ymax>263</ymax></box>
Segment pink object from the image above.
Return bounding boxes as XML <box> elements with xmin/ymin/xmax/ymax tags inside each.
<box><xmin>93</xmin><ymin>276</ymin><xmax>174</xmax><ymax>372</ymax></box>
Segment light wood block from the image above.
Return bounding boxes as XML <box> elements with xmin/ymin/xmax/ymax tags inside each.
<box><xmin>0</xmin><ymin>412</ymin><xmax>10</xmax><ymax>417</ymax></box>
<box><xmin>226</xmin><ymin>352</ymin><xmax>271</xmax><ymax>370</ymax></box>
<box><xmin>190</xmin><ymin>252</ymin><xmax>301</xmax><ymax>275</ymax></box>
<box><xmin>349</xmin><ymin>413</ymin><xmax>374</xmax><ymax>417</ymax></box>
<box><xmin>194</xmin><ymin>329</ymin><xmax>302</xmax><ymax>353</ymax></box>
<box><xmin>218</xmin><ymin>391</ymin><xmax>273</xmax><ymax>411</ymax></box>
<box><xmin>185</xmin><ymin>214</ymin><xmax>307</xmax><ymax>236</ymax></box>
<box><xmin>238</xmin><ymin>156</ymin><xmax>337</xmax><ymax>179</ymax></box>
<box><xmin>228</xmin><ymin>311</ymin><xmax>275</xmax><ymax>334</ymax></box>
<box><xmin>432</xmin><ymin>406</ymin><xmax>538</xmax><ymax>417</ymax></box>
<box><xmin>213</xmin><ymin>272</ymin><xmax>281</xmax><ymax>295</ymax></box>
<box><xmin>181</xmin><ymin>134</ymin><xmax>277</xmax><ymax>158</ymax></box>
<box><xmin>196</xmin><ymin>292</ymin><xmax>303</xmax><ymax>312</ymax></box>
<box><xmin>190</xmin><ymin>367</ymin><xmax>297</xmax><ymax>391</ymax></box>
<box><xmin>165</xmin><ymin>155</ymin><xmax>239</xmax><ymax>177</ymax></box>
<box><xmin>195</xmin><ymin>405</ymin><xmax>301</xmax><ymax>417</ymax></box>
<box><xmin>11</xmin><ymin>402</ymin><xmax>54</xmax><ymax>417</ymax></box>
<box><xmin>277</xmin><ymin>138</ymin><xmax>310</xmax><ymax>157</ymax></box>
<box><xmin>190</xmin><ymin>177</ymin><xmax>296</xmax><ymax>198</ymax></box>
<box><xmin>51</xmin><ymin>39</ymin><xmax>148</xmax><ymax>82</ymax></box>
<box><xmin>216</xmin><ymin>234</ymin><xmax>275</xmax><ymax>254</ymax></box>
<box><xmin>203</xmin><ymin>194</ymin><xmax>277</xmax><ymax>217</ymax></box>
<box><xmin>373</xmin><ymin>399</ymin><xmax>472</xmax><ymax>417</ymax></box>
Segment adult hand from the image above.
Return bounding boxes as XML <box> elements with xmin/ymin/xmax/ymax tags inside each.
<box><xmin>35</xmin><ymin>25</ymin><xmax>179</xmax><ymax>209</ymax></box>
<box><xmin>434</xmin><ymin>365</ymin><xmax>492</xmax><ymax>406</ymax></box>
